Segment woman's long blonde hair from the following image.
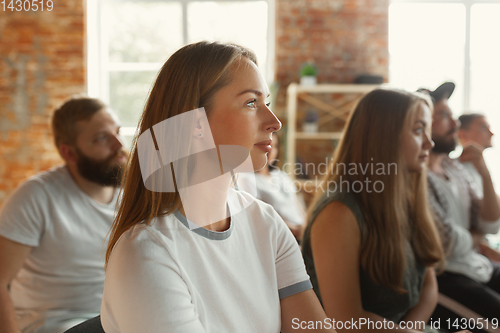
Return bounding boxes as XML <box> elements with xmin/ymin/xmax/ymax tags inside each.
<box><xmin>305</xmin><ymin>89</ymin><xmax>444</xmax><ymax>293</ymax></box>
<box><xmin>105</xmin><ymin>41</ymin><xmax>257</xmax><ymax>265</ymax></box>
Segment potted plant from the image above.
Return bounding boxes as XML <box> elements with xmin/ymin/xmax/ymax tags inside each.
<box><xmin>299</xmin><ymin>62</ymin><xmax>318</xmax><ymax>86</ymax></box>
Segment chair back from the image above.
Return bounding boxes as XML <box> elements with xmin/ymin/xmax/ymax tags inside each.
<box><xmin>64</xmin><ymin>315</ymin><xmax>105</xmax><ymax>333</ymax></box>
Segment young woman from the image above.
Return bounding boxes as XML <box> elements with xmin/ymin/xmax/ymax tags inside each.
<box><xmin>302</xmin><ymin>89</ymin><xmax>445</xmax><ymax>332</ymax></box>
<box><xmin>100</xmin><ymin>41</ymin><xmax>335</xmax><ymax>333</ymax></box>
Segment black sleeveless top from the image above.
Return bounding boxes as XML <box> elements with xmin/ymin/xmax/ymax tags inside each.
<box><xmin>302</xmin><ymin>189</ymin><xmax>426</xmax><ymax>322</ymax></box>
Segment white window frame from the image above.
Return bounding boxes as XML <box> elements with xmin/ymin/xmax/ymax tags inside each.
<box><xmin>390</xmin><ymin>0</ymin><xmax>500</xmax><ymax>112</ymax></box>
<box><xmin>86</xmin><ymin>0</ymin><xmax>275</xmax><ymax>137</ymax></box>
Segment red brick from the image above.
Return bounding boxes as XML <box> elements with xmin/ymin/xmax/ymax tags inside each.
<box><xmin>0</xmin><ymin>0</ymin><xmax>84</xmax><ymax>207</ymax></box>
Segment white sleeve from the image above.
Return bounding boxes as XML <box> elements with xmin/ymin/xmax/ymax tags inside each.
<box><xmin>0</xmin><ymin>179</ymin><xmax>46</xmax><ymax>246</ymax></box>
<box><xmin>477</xmin><ymin>218</ymin><xmax>500</xmax><ymax>235</ymax></box>
<box><xmin>464</xmin><ymin>165</ymin><xmax>500</xmax><ymax>235</ymax></box>
<box><xmin>101</xmin><ymin>227</ymin><xmax>207</xmax><ymax>333</ymax></box>
<box><xmin>271</xmin><ymin>208</ymin><xmax>312</xmax><ymax>299</ymax></box>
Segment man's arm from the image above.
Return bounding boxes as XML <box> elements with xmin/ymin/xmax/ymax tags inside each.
<box><xmin>478</xmin><ymin>171</ymin><xmax>500</xmax><ymax>222</ymax></box>
<box><xmin>460</xmin><ymin>144</ymin><xmax>500</xmax><ymax>223</ymax></box>
<box><xmin>0</xmin><ymin>236</ymin><xmax>32</xmax><ymax>333</ymax></box>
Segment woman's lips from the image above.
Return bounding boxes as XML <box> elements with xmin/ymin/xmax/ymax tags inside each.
<box><xmin>419</xmin><ymin>154</ymin><xmax>429</xmax><ymax>160</ymax></box>
<box><xmin>254</xmin><ymin>140</ymin><xmax>272</xmax><ymax>153</ymax></box>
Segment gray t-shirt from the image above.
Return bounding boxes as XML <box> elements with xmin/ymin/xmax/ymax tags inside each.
<box><xmin>302</xmin><ymin>189</ymin><xmax>426</xmax><ymax>323</ymax></box>
<box><xmin>0</xmin><ymin>166</ymin><xmax>118</xmax><ymax>331</ymax></box>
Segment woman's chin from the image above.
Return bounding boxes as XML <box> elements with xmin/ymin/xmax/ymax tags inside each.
<box><xmin>407</xmin><ymin>164</ymin><xmax>425</xmax><ymax>174</ymax></box>
<box><xmin>251</xmin><ymin>157</ymin><xmax>268</xmax><ymax>172</ymax></box>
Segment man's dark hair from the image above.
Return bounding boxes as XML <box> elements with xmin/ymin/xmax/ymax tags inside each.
<box><xmin>458</xmin><ymin>113</ymin><xmax>484</xmax><ymax>130</ymax></box>
<box><xmin>52</xmin><ymin>96</ymin><xmax>106</xmax><ymax>148</ymax></box>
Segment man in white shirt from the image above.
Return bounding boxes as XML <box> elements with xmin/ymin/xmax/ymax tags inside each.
<box><xmin>0</xmin><ymin>96</ymin><xmax>127</xmax><ymax>333</ymax></box>
<box><xmin>458</xmin><ymin>113</ymin><xmax>495</xmax><ymax>198</ymax></box>
<box><xmin>420</xmin><ymin>82</ymin><xmax>500</xmax><ymax>327</ymax></box>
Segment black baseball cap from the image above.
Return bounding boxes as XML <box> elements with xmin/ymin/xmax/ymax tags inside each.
<box><xmin>417</xmin><ymin>82</ymin><xmax>455</xmax><ymax>103</ymax></box>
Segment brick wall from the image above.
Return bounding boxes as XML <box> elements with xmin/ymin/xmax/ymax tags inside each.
<box><xmin>273</xmin><ymin>0</ymin><xmax>389</xmax><ymax>202</ymax></box>
<box><xmin>0</xmin><ymin>1</ymin><xmax>85</xmax><ymax>206</ymax></box>
<box><xmin>275</xmin><ymin>0</ymin><xmax>389</xmax><ymax>90</ymax></box>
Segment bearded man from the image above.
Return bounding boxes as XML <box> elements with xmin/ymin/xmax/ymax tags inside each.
<box><xmin>421</xmin><ymin>82</ymin><xmax>500</xmax><ymax>329</ymax></box>
<box><xmin>0</xmin><ymin>97</ymin><xmax>128</xmax><ymax>333</ymax></box>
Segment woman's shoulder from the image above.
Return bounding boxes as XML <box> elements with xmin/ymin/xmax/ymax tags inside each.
<box><xmin>230</xmin><ymin>188</ymin><xmax>289</xmax><ymax>235</ymax></box>
<box><xmin>305</xmin><ymin>188</ymin><xmax>367</xmax><ymax>245</ymax></box>
<box><xmin>311</xmin><ymin>200</ymin><xmax>360</xmax><ymax>235</ymax></box>
<box><xmin>110</xmin><ymin>216</ymin><xmax>181</xmax><ymax>261</ymax></box>
<box><xmin>312</xmin><ymin>188</ymin><xmax>363</xmax><ymax>222</ymax></box>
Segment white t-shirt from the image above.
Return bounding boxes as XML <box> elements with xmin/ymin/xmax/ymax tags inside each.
<box><xmin>101</xmin><ymin>188</ymin><xmax>311</xmax><ymax>333</ymax></box>
<box><xmin>0</xmin><ymin>166</ymin><xmax>118</xmax><ymax>330</ymax></box>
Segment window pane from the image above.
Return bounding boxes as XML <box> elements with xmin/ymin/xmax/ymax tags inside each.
<box><xmin>470</xmin><ymin>4</ymin><xmax>500</xmax><ymax>188</ymax></box>
<box><xmin>389</xmin><ymin>3</ymin><xmax>465</xmax><ymax>115</ymax></box>
<box><xmin>102</xmin><ymin>2</ymin><xmax>183</xmax><ymax>63</ymax></box>
<box><xmin>109</xmin><ymin>71</ymin><xmax>158</xmax><ymax>127</ymax></box>
<box><xmin>187</xmin><ymin>1</ymin><xmax>268</xmax><ymax>80</ymax></box>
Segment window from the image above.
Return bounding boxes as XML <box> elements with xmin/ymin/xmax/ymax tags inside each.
<box><xmin>389</xmin><ymin>0</ymin><xmax>500</xmax><ymax>191</ymax></box>
<box><xmin>87</xmin><ymin>0</ymin><xmax>273</xmax><ymax>145</ymax></box>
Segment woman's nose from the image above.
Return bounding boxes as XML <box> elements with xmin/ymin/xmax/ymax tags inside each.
<box><xmin>264</xmin><ymin>106</ymin><xmax>282</xmax><ymax>132</ymax></box>
<box><xmin>423</xmin><ymin>132</ymin><xmax>434</xmax><ymax>150</ymax></box>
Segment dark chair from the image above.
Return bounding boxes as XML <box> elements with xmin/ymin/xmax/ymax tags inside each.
<box><xmin>64</xmin><ymin>315</ymin><xmax>105</xmax><ymax>333</ymax></box>
<box><xmin>437</xmin><ymin>293</ymin><xmax>500</xmax><ymax>333</ymax></box>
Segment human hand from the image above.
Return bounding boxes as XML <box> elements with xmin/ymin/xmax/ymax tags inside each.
<box><xmin>470</xmin><ymin>230</ymin><xmax>485</xmax><ymax>249</ymax></box>
<box><xmin>459</xmin><ymin>143</ymin><xmax>489</xmax><ymax>177</ymax></box>
<box><xmin>478</xmin><ymin>240</ymin><xmax>500</xmax><ymax>262</ymax></box>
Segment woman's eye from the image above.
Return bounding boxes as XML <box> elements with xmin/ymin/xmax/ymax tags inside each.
<box><xmin>414</xmin><ymin>127</ymin><xmax>424</xmax><ymax>134</ymax></box>
<box><xmin>247</xmin><ymin>99</ymin><xmax>257</xmax><ymax>108</ymax></box>
<box><xmin>95</xmin><ymin>135</ymin><xmax>107</xmax><ymax>143</ymax></box>
<box><xmin>266</xmin><ymin>102</ymin><xmax>271</xmax><ymax>107</ymax></box>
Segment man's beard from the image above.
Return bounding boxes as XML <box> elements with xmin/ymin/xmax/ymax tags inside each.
<box><xmin>75</xmin><ymin>148</ymin><xmax>127</xmax><ymax>187</ymax></box>
<box><xmin>432</xmin><ymin>131</ymin><xmax>457</xmax><ymax>154</ymax></box>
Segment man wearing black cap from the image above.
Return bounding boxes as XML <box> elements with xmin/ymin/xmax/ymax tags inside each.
<box><xmin>422</xmin><ymin>82</ymin><xmax>500</xmax><ymax>325</ymax></box>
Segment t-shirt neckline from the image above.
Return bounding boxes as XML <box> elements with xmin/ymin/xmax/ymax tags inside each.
<box><xmin>61</xmin><ymin>165</ymin><xmax>119</xmax><ymax>209</ymax></box>
<box><xmin>173</xmin><ymin>205</ymin><xmax>234</xmax><ymax>241</ymax></box>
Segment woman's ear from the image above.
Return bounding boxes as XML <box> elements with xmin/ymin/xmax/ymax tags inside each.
<box><xmin>192</xmin><ymin>107</ymin><xmax>209</xmax><ymax>139</ymax></box>
<box><xmin>192</xmin><ymin>118</ymin><xmax>204</xmax><ymax>138</ymax></box>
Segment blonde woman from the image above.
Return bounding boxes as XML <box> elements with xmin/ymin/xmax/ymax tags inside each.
<box><xmin>100</xmin><ymin>41</ymin><xmax>335</xmax><ymax>333</ymax></box>
<box><xmin>302</xmin><ymin>89</ymin><xmax>446</xmax><ymax>332</ymax></box>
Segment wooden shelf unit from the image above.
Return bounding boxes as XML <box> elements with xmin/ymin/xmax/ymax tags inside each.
<box><xmin>285</xmin><ymin>83</ymin><xmax>379</xmax><ymax>178</ymax></box>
